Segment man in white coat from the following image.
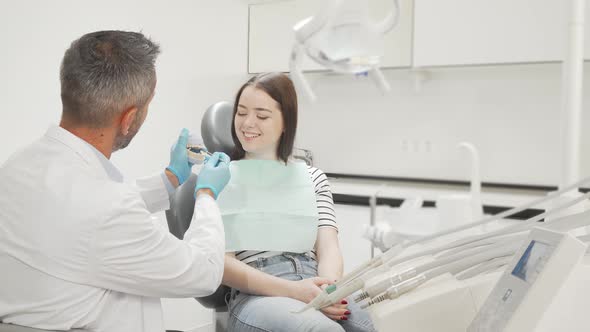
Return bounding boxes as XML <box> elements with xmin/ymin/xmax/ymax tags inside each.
<box><xmin>0</xmin><ymin>30</ymin><xmax>230</xmax><ymax>332</ymax></box>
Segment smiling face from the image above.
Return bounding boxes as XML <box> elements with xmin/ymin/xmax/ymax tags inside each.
<box><xmin>234</xmin><ymin>86</ymin><xmax>285</xmax><ymax>160</ymax></box>
<box><xmin>230</xmin><ymin>73</ymin><xmax>298</xmax><ymax>163</ymax></box>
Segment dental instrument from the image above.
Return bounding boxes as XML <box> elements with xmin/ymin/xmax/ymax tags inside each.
<box><xmin>350</xmin><ymin>175</ymin><xmax>590</xmax><ymax>286</ymax></box>
<box><xmin>373</xmin><ymin>198</ymin><xmax>590</xmax><ymax>301</ymax></box>
<box><xmin>369</xmin><ymin>217</ymin><xmax>590</xmax><ymax>332</ymax></box>
<box><xmin>357</xmin><ymin>234</ymin><xmax>527</xmax><ymax>305</ymax></box>
<box><xmin>294</xmin><ymin>177</ymin><xmax>590</xmax><ymax>313</ymax></box>
<box><xmin>362</xmin><ymin>242</ymin><xmax>519</xmax><ymax>309</ymax></box>
<box><xmin>361</xmin><ymin>275</ymin><xmax>427</xmax><ymax>309</ymax></box>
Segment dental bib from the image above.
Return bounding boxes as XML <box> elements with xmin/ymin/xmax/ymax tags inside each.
<box><xmin>217</xmin><ymin>160</ymin><xmax>318</xmax><ymax>252</ymax></box>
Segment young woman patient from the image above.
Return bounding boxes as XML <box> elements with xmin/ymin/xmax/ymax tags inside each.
<box><xmin>219</xmin><ymin>72</ymin><xmax>375</xmax><ymax>332</ymax></box>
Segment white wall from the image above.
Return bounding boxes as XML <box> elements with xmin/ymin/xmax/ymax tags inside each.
<box><xmin>296</xmin><ymin>63</ymin><xmax>590</xmax><ymax>187</ymax></box>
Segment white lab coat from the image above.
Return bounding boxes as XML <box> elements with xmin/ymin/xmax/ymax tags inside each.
<box><xmin>0</xmin><ymin>125</ymin><xmax>225</xmax><ymax>332</ymax></box>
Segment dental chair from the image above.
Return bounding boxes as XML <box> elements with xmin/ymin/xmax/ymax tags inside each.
<box><xmin>166</xmin><ymin>101</ymin><xmax>235</xmax><ymax>332</ymax></box>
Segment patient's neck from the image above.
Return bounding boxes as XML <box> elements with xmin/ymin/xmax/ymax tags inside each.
<box><xmin>245</xmin><ymin>151</ymin><xmax>278</xmax><ymax>161</ymax></box>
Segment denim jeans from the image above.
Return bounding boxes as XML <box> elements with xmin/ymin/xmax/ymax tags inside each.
<box><xmin>226</xmin><ymin>253</ymin><xmax>376</xmax><ymax>332</ymax></box>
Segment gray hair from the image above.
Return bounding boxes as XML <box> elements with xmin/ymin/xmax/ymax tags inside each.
<box><xmin>60</xmin><ymin>30</ymin><xmax>160</xmax><ymax>127</ymax></box>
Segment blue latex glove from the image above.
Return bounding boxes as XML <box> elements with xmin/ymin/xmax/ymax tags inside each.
<box><xmin>166</xmin><ymin>128</ymin><xmax>194</xmax><ymax>185</ymax></box>
<box><xmin>195</xmin><ymin>152</ymin><xmax>231</xmax><ymax>199</ymax></box>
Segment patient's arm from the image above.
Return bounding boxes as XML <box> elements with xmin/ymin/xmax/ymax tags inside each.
<box><xmin>315</xmin><ymin>227</ymin><xmax>344</xmax><ymax>281</ymax></box>
<box><xmin>222</xmin><ymin>252</ymin><xmax>291</xmax><ymax>297</ymax></box>
<box><xmin>315</xmin><ymin>228</ymin><xmax>349</xmax><ymax>319</ymax></box>
<box><xmin>222</xmin><ymin>253</ymin><xmax>331</xmax><ymax>303</ymax></box>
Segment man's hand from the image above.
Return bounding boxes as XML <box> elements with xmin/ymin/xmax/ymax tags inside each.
<box><xmin>166</xmin><ymin>128</ymin><xmax>193</xmax><ymax>185</ymax></box>
<box><xmin>194</xmin><ymin>152</ymin><xmax>231</xmax><ymax>199</ymax></box>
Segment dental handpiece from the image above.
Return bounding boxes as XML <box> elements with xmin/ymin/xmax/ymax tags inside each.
<box><xmin>187</xmin><ymin>144</ymin><xmax>211</xmax><ymax>155</ymax></box>
<box><xmin>292</xmin><ymin>246</ymin><xmax>404</xmax><ymax>313</ymax></box>
<box><xmin>318</xmin><ymin>225</ymin><xmax>530</xmax><ymax>310</ymax></box>
<box><xmin>360</xmin><ymin>274</ymin><xmax>427</xmax><ymax>309</ymax></box>
<box><xmin>354</xmin><ymin>267</ymin><xmax>417</xmax><ymax>302</ymax></box>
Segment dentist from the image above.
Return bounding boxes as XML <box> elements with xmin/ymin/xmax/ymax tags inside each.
<box><xmin>0</xmin><ymin>30</ymin><xmax>230</xmax><ymax>332</ymax></box>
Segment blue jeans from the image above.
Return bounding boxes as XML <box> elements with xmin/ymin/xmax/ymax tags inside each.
<box><xmin>226</xmin><ymin>253</ymin><xmax>376</xmax><ymax>332</ymax></box>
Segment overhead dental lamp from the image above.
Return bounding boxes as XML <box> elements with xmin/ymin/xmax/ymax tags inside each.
<box><xmin>289</xmin><ymin>0</ymin><xmax>400</xmax><ymax>101</ymax></box>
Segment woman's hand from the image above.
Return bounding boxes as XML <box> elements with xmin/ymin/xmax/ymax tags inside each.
<box><xmin>319</xmin><ymin>284</ymin><xmax>350</xmax><ymax>321</ymax></box>
<box><xmin>287</xmin><ymin>277</ymin><xmax>333</xmax><ymax>304</ymax></box>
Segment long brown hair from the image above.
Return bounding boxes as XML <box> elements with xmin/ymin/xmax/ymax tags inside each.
<box><xmin>231</xmin><ymin>72</ymin><xmax>298</xmax><ymax>164</ymax></box>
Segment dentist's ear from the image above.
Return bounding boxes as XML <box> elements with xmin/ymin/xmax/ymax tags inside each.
<box><xmin>119</xmin><ymin>107</ymin><xmax>139</xmax><ymax>136</ymax></box>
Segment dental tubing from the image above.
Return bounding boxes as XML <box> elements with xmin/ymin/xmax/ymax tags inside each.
<box><xmin>295</xmin><ymin>177</ymin><xmax>590</xmax><ymax>313</ymax></box>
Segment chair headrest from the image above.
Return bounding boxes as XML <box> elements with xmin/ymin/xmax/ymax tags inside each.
<box><xmin>201</xmin><ymin>101</ymin><xmax>235</xmax><ymax>155</ymax></box>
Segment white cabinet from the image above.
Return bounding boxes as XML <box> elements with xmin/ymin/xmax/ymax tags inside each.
<box><xmin>413</xmin><ymin>0</ymin><xmax>590</xmax><ymax>67</ymax></box>
<box><xmin>250</xmin><ymin>0</ymin><xmax>590</xmax><ymax>70</ymax></box>
<box><xmin>248</xmin><ymin>0</ymin><xmax>413</xmax><ymax>73</ymax></box>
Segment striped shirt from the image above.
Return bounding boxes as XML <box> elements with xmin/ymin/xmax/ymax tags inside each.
<box><xmin>234</xmin><ymin>165</ymin><xmax>337</xmax><ymax>264</ymax></box>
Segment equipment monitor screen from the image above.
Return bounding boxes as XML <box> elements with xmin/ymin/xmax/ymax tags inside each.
<box><xmin>511</xmin><ymin>240</ymin><xmax>550</xmax><ymax>284</ymax></box>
